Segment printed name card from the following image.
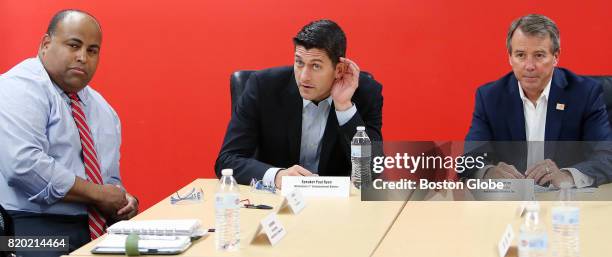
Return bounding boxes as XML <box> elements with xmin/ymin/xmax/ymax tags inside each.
<box><xmin>249</xmin><ymin>213</ymin><xmax>287</xmax><ymax>246</ymax></box>
<box><xmin>281</xmin><ymin>176</ymin><xmax>350</xmax><ymax>197</ymax></box>
<box><xmin>497</xmin><ymin>224</ymin><xmax>515</xmax><ymax>257</ymax></box>
<box><xmin>471</xmin><ymin>179</ymin><xmax>535</xmax><ymax>201</ymax></box>
<box><xmin>278</xmin><ymin>190</ymin><xmax>306</xmax><ymax>214</ymax></box>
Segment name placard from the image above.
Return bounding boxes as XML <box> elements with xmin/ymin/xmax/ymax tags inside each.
<box><xmin>278</xmin><ymin>190</ymin><xmax>306</xmax><ymax>214</ymax></box>
<box><xmin>248</xmin><ymin>213</ymin><xmax>286</xmax><ymax>246</ymax></box>
<box><xmin>497</xmin><ymin>224</ymin><xmax>515</xmax><ymax>257</ymax></box>
<box><xmin>471</xmin><ymin>179</ymin><xmax>535</xmax><ymax>201</ymax></box>
<box><xmin>282</xmin><ymin>176</ymin><xmax>350</xmax><ymax>197</ymax></box>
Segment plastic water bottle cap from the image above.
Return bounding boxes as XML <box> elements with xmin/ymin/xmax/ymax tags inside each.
<box><xmin>357</xmin><ymin>126</ymin><xmax>365</xmax><ymax>131</ymax></box>
<box><xmin>221</xmin><ymin>169</ymin><xmax>233</xmax><ymax>176</ymax></box>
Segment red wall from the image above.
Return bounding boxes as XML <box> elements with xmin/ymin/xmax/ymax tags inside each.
<box><xmin>2</xmin><ymin>0</ymin><xmax>611</xmax><ymax>210</ymax></box>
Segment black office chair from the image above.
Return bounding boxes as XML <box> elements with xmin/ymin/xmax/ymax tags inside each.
<box><xmin>229</xmin><ymin>70</ymin><xmax>253</xmax><ymax>114</ymax></box>
<box><xmin>0</xmin><ymin>204</ymin><xmax>15</xmax><ymax>257</ymax></box>
<box><xmin>586</xmin><ymin>76</ymin><xmax>612</xmax><ymax>126</ymax></box>
<box><xmin>229</xmin><ymin>68</ymin><xmax>375</xmax><ymax>114</ymax></box>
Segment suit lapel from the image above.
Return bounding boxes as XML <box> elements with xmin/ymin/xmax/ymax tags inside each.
<box><xmin>317</xmin><ymin>103</ymin><xmax>339</xmax><ymax>175</ymax></box>
<box><xmin>545</xmin><ymin>68</ymin><xmax>567</xmax><ymax>140</ymax></box>
<box><xmin>507</xmin><ymin>75</ymin><xmax>527</xmax><ymax>140</ymax></box>
<box><xmin>282</xmin><ymin>76</ymin><xmax>303</xmax><ymax>165</ymax></box>
<box><xmin>545</xmin><ymin>68</ymin><xmax>568</xmax><ymax>158</ymax></box>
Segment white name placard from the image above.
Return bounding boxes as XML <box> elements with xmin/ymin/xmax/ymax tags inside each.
<box><xmin>248</xmin><ymin>212</ymin><xmax>286</xmax><ymax>246</ymax></box>
<box><xmin>278</xmin><ymin>190</ymin><xmax>306</xmax><ymax>214</ymax></box>
<box><xmin>282</xmin><ymin>176</ymin><xmax>350</xmax><ymax>197</ymax></box>
<box><xmin>497</xmin><ymin>224</ymin><xmax>515</xmax><ymax>257</ymax></box>
<box><xmin>471</xmin><ymin>179</ymin><xmax>535</xmax><ymax>201</ymax></box>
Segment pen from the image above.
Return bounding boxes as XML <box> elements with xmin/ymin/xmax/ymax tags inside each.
<box><xmin>243</xmin><ymin>204</ymin><xmax>273</xmax><ymax>209</ymax></box>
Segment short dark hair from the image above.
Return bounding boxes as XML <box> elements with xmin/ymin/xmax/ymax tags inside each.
<box><xmin>293</xmin><ymin>19</ymin><xmax>346</xmax><ymax>66</ymax></box>
<box><xmin>506</xmin><ymin>14</ymin><xmax>560</xmax><ymax>54</ymax></box>
<box><xmin>46</xmin><ymin>9</ymin><xmax>101</xmax><ymax>37</ymax></box>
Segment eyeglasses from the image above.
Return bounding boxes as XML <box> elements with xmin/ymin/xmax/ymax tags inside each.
<box><xmin>250</xmin><ymin>178</ymin><xmax>276</xmax><ymax>194</ymax></box>
<box><xmin>240</xmin><ymin>198</ymin><xmax>273</xmax><ymax>209</ymax></box>
<box><xmin>170</xmin><ymin>187</ymin><xmax>203</xmax><ymax>204</ymax></box>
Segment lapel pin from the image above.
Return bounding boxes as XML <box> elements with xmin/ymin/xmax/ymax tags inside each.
<box><xmin>556</xmin><ymin>103</ymin><xmax>565</xmax><ymax>111</ymax></box>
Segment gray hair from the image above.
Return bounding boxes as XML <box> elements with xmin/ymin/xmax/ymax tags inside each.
<box><xmin>506</xmin><ymin>14</ymin><xmax>560</xmax><ymax>54</ymax></box>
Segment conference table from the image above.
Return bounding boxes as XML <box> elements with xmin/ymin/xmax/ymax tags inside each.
<box><xmin>67</xmin><ymin>179</ymin><xmax>612</xmax><ymax>257</ymax></box>
<box><xmin>373</xmin><ymin>186</ymin><xmax>612</xmax><ymax>257</ymax></box>
<box><xmin>68</xmin><ymin>178</ymin><xmax>408</xmax><ymax>257</ymax></box>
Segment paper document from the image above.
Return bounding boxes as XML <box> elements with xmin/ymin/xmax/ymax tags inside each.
<box><xmin>107</xmin><ymin>219</ymin><xmax>202</xmax><ymax>236</ymax></box>
<box><xmin>92</xmin><ymin>234</ymin><xmax>192</xmax><ymax>255</ymax></box>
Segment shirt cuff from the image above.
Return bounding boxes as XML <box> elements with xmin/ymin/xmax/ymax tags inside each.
<box><xmin>106</xmin><ymin>176</ymin><xmax>123</xmax><ymax>188</ymax></box>
<box><xmin>28</xmin><ymin>172</ymin><xmax>76</xmax><ymax>205</ymax></box>
<box><xmin>562</xmin><ymin>168</ymin><xmax>594</xmax><ymax>188</ymax></box>
<box><xmin>336</xmin><ymin>103</ymin><xmax>357</xmax><ymax>126</ymax></box>
<box><xmin>263</xmin><ymin>167</ymin><xmax>283</xmax><ymax>189</ymax></box>
<box><xmin>474</xmin><ymin>165</ymin><xmax>495</xmax><ymax>179</ymax></box>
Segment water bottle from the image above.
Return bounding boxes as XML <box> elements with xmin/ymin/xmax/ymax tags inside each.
<box><xmin>351</xmin><ymin>126</ymin><xmax>371</xmax><ymax>189</ymax></box>
<box><xmin>551</xmin><ymin>182</ymin><xmax>579</xmax><ymax>257</ymax></box>
<box><xmin>215</xmin><ymin>169</ymin><xmax>240</xmax><ymax>251</ymax></box>
<box><xmin>518</xmin><ymin>202</ymin><xmax>548</xmax><ymax>257</ymax></box>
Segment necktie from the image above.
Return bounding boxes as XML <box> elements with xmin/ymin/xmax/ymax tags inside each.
<box><xmin>68</xmin><ymin>93</ymin><xmax>106</xmax><ymax>240</ymax></box>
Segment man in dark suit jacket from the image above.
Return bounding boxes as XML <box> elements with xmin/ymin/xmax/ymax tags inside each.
<box><xmin>215</xmin><ymin>20</ymin><xmax>383</xmax><ymax>187</ymax></box>
<box><xmin>465</xmin><ymin>14</ymin><xmax>612</xmax><ymax>187</ymax></box>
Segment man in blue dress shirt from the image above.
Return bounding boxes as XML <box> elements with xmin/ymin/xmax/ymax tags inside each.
<box><xmin>0</xmin><ymin>10</ymin><xmax>138</xmax><ymax>257</ymax></box>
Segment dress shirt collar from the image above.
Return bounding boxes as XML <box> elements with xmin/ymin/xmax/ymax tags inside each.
<box><xmin>302</xmin><ymin>96</ymin><xmax>333</xmax><ymax>108</ymax></box>
<box><xmin>35</xmin><ymin>57</ymin><xmax>91</xmax><ymax>106</ymax></box>
<box><xmin>518</xmin><ymin>77</ymin><xmax>552</xmax><ymax>104</ymax></box>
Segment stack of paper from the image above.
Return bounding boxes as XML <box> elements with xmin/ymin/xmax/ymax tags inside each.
<box><xmin>106</xmin><ymin>219</ymin><xmax>202</xmax><ymax>236</ymax></box>
<box><xmin>91</xmin><ymin>219</ymin><xmax>204</xmax><ymax>255</ymax></box>
<box><xmin>92</xmin><ymin>234</ymin><xmax>192</xmax><ymax>255</ymax></box>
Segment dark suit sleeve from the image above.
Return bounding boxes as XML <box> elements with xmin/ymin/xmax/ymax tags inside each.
<box><xmin>569</xmin><ymin>82</ymin><xmax>612</xmax><ymax>186</ymax></box>
<box><xmin>338</xmin><ymin>79</ymin><xmax>383</xmax><ymax>144</ymax></box>
<box><xmin>215</xmin><ymin>73</ymin><xmax>274</xmax><ymax>185</ymax></box>
<box><xmin>465</xmin><ymin>88</ymin><xmax>493</xmax><ymax>141</ymax></box>
<box><xmin>581</xmin><ymin>82</ymin><xmax>612</xmax><ymax>141</ymax></box>
<box><xmin>336</xmin><ymin>78</ymin><xmax>383</xmax><ymax>167</ymax></box>
<box><xmin>462</xmin><ymin>87</ymin><xmax>496</xmax><ymax>179</ymax></box>
<box><xmin>570</xmin><ymin>141</ymin><xmax>612</xmax><ymax>186</ymax></box>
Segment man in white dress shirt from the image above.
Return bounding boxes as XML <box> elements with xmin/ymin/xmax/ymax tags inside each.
<box><xmin>465</xmin><ymin>14</ymin><xmax>612</xmax><ymax>188</ymax></box>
